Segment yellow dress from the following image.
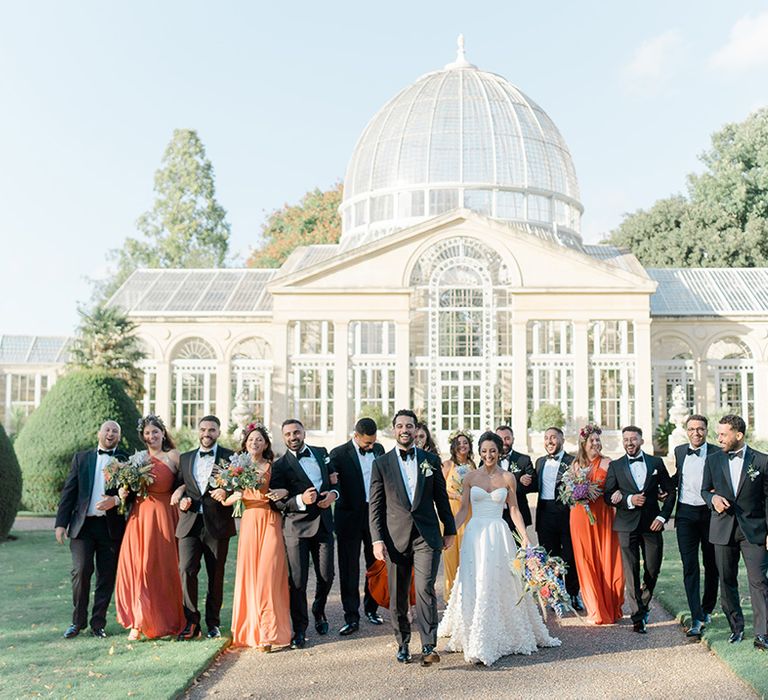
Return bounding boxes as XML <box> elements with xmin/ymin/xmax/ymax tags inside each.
<box><xmin>443</xmin><ymin>462</ymin><xmax>474</xmax><ymax>601</ymax></box>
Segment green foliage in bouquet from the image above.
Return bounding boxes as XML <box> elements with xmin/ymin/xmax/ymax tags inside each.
<box><xmin>14</xmin><ymin>371</ymin><xmax>143</xmax><ymax>512</ymax></box>
<box><xmin>0</xmin><ymin>422</ymin><xmax>23</xmax><ymax>539</ymax></box>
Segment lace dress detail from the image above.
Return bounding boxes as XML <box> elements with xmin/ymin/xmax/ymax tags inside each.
<box><xmin>438</xmin><ymin>486</ymin><xmax>560</xmax><ymax>665</ymax></box>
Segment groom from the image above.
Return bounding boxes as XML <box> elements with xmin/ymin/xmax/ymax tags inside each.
<box><xmin>369</xmin><ymin>409</ymin><xmax>456</xmax><ymax>666</ymax></box>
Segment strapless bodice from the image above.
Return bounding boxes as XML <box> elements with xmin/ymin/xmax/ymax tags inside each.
<box><xmin>469</xmin><ymin>486</ymin><xmax>507</xmax><ymax>519</ymax></box>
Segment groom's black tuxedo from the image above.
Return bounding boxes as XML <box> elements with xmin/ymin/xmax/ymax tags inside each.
<box><xmin>701</xmin><ymin>446</ymin><xmax>768</xmax><ymax>636</ymax></box>
<box><xmin>369</xmin><ymin>447</ymin><xmax>456</xmax><ymax>648</ymax></box>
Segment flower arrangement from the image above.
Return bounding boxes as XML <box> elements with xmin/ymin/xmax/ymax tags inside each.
<box><xmin>103</xmin><ymin>451</ymin><xmax>154</xmax><ymax>514</ymax></box>
<box><xmin>510</xmin><ymin>542</ymin><xmax>571</xmax><ymax>617</ymax></box>
<box><xmin>450</xmin><ymin>463</ymin><xmax>472</xmax><ymax>494</ymax></box>
<box><xmin>447</xmin><ymin>428</ymin><xmax>473</xmax><ymax>445</ymax></box>
<box><xmin>747</xmin><ymin>461</ymin><xmax>760</xmax><ymax>482</ymax></box>
<box><xmin>579</xmin><ymin>423</ymin><xmax>602</xmax><ymax>442</ymax></box>
<box><xmin>557</xmin><ymin>466</ymin><xmax>602</xmax><ymax>525</ymax></box>
<box><xmin>209</xmin><ymin>452</ymin><xmax>262</xmax><ymax>517</ymax></box>
<box><xmin>419</xmin><ymin>459</ymin><xmax>435</xmax><ymax>477</ymax></box>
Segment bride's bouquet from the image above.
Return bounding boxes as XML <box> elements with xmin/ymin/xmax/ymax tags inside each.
<box><xmin>208</xmin><ymin>452</ymin><xmax>262</xmax><ymax>518</ymax></box>
<box><xmin>103</xmin><ymin>451</ymin><xmax>154</xmax><ymax>514</ymax></box>
<box><xmin>510</xmin><ymin>543</ymin><xmax>571</xmax><ymax>617</ymax></box>
<box><xmin>557</xmin><ymin>466</ymin><xmax>602</xmax><ymax>525</ymax></box>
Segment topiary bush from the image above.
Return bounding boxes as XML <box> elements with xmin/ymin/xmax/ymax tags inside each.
<box><xmin>15</xmin><ymin>371</ymin><xmax>143</xmax><ymax>512</ymax></box>
<box><xmin>530</xmin><ymin>403</ymin><xmax>566</xmax><ymax>432</ymax></box>
<box><xmin>0</xmin><ymin>423</ymin><xmax>22</xmax><ymax>539</ymax></box>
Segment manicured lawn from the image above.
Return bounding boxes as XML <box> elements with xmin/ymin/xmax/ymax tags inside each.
<box><xmin>0</xmin><ymin>530</ymin><xmax>235</xmax><ymax>699</ymax></box>
<box><xmin>655</xmin><ymin>530</ymin><xmax>768</xmax><ymax>696</ymax></box>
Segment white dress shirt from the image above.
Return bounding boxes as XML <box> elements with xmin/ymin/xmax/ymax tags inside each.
<box><xmin>397</xmin><ymin>448</ymin><xmax>418</xmax><ymax>503</ymax></box>
<box><xmin>679</xmin><ymin>444</ymin><xmax>707</xmax><ymax>507</ymax></box>
<box><xmin>86</xmin><ymin>449</ymin><xmax>115</xmax><ymax>517</ymax></box>
<box><xmin>625</xmin><ymin>453</ymin><xmax>666</xmax><ymax>524</ymax></box>
<box><xmin>540</xmin><ymin>451</ymin><xmax>564</xmax><ymax>501</ymax></box>
<box><xmin>728</xmin><ymin>445</ymin><xmax>746</xmax><ymax>495</ymax></box>
<box><xmin>194</xmin><ymin>444</ymin><xmax>218</xmax><ymax>513</ymax></box>
<box><xmin>354</xmin><ymin>440</ymin><xmax>376</xmax><ymax>502</ymax></box>
<box><xmin>293</xmin><ymin>446</ymin><xmax>338</xmax><ymax>510</ymax></box>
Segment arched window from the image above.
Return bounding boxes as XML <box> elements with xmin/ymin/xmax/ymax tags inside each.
<box><xmin>230</xmin><ymin>338</ymin><xmax>272</xmax><ymax>426</ymax></box>
<box><xmin>171</xmin><ymin>338</ymin><xmax>217</xmax><ymax>429</ymax></box>
<box><xmin>707</xmin><ymin>337</ymin><xmax>754</xmax><ymax>423</ymax></box>
<box><xmin>651</xmin><ymin>336</ymin><xmax>695</xmax><ymax>427</ymax></box>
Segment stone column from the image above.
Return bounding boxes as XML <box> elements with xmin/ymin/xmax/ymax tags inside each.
<box><xmin>634</xmin><ymin>319</ymin><xmax>653</xmax><ymax>436</ymax></box>
<box><xmin>510</xmin><ymin>319</ymin><xmax>528</xmax><ymax>449</ymax></box>
<box><xmin>155</xmin><ymin>361</ymin><xmax>171</xmax><ymax>425</ymax></box>
<box><xmin>572</xmin><ymin>321</ymin><xmax>590</xmax><ymax>430</ymax></box>
<box><xmin>333</xmin><ymin>320</ymin><xmax>350</xmax><ymax>443</ymax></box>
<box><xmin>394</xmin><ymin>321</ymin><xmax>410</xmax><ymax>411</ymax></box>
<box><xmin>270</xmin><ymin>321</ymin><xmax>289</xmax><ymax>439</ymax></box>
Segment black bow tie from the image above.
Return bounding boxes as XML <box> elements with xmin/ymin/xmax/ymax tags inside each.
<box><xmin>686</xmin><ymin>447</ymin><xmax>701</xmax><ymax>457</ymax></box>
<box><xmin>98</xmin><ymin>449</ymin><xmax>114</xmax><ymax>456</ymax></box>
<box><xmin>199</xmin><ymin>450</ymin><xmax>214</xmax><ymax>458</ymax></box>
<box><xmin>359</xmin><ymin>447</ymin><xmax>373</xmax><ymax>456</ymax></box>
<box><xmin>628</xmin><ymin>456</ymin><xmax>644</xmax><ymax>464</ymax></box>
<box><xmin>728</xmin><ymin>449</ymin><xmax>744</xmax><ymax>461</ymax></box>
<box><xmin>297</xmin><ymin>448</ymin><xmax>312</xmax><ymax>460</ymax></box>
<box><xmin>399</xmin><ymin>448</ymin><xmax>415</xmax><ymax>461</ymax></box>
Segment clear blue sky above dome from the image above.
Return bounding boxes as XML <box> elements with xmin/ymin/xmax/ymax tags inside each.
<box><xmin>1</xmin><ymin>0</ymin><xmax>766</xmax><ymax>334</ymax></box>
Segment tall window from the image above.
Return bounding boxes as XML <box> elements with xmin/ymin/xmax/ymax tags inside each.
<box><xmin>349</xmin><ymin>321</ymin><xmax>395</xmax><ymax>423</ymax></box>
<box><xmin>651</xmin><ymin>337</ymin><xmax>694</xmax><ymax>427</ymax></box>
<box><xmin>230</xmin><ymin>337</ymin><xmax>272</xmax><ymax>426</ymax></box>
<box><xmin>588</xmin><ymin>320</ymin><xmax>636</xmax><ymax>430</ymax></box>
<box><xmin>171</xmin><ymin>338</ymin><xmax>217</xmax><ymax>429</ymax></box>
<box><xmin>2</xmin><ymin>372</ymin><xmax>49</xmax><ymax>432</ymax></box>
<box><xmin>527</xmin><ymin>321</ymin><xmax>574</xmax><ymax>424</ymax></box>
<box><xmin>707</xmin><ymin>337</ymin><xmax>754</xmax><ymax>423</ymax></box>
<box><xmin>137</xmin><ymin>361</ymin><xmax>158</xmax><ymax>417</ymax></box>
<box><xmin>289</xmin><ymin>321</ymin><xmax>334</xmax><ymax>432</ymax></box>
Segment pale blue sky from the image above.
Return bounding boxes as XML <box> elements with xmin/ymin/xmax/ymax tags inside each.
<box><xmin>2</xmin><ymin>1</ymin><xmax>767</xmax><ymax>334</ymax></box>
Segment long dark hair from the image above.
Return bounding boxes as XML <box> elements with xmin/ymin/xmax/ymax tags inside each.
<box><xmin>449</xmin><ymin>430</ymin><xmax>475</xmax><ymax>467</ymax></box>
<box><xmin>138</xmin><ymin>414</ymin><xmax>175</xmax><ymax>451</ymax></box>
<box><xmin>240</xmin><ymin>423</ymin><xmax>275</xmax><ymax>462</ymax></box>
<box><xmin>415</xmin><ymin>421</ymin><xmax>440</xmax><ymax>456</ymax></box>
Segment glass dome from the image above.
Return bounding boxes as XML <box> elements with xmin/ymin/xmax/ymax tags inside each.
<box><xmin>339</xmin><ymin>37</ymin><xmax>583</xmax><ymax>250</ymax></box>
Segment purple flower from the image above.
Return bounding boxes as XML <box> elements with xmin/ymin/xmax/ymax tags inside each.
<box><xmin>572</xmin><ymin>483</ymin><xmax>590</xmax><ymax>500</ymax></box>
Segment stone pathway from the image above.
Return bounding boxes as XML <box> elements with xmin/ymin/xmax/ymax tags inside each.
<box><xmin>12</xmin><ymin>515</ymin><xmax>55</xmax><ymax>531</ymax></box>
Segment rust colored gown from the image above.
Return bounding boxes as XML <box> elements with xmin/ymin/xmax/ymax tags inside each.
<box><xmin>115</xmin><ymin>455</ymin><xmax>185</xmax><ymax>638</ymax></box>
<box><xmin>230</xmin><ymin>467</ymin><xmax>291</xmax><ymax>648</ymax></box>
<box><xmin>569</xmin><ymin>457</ymin><xmax>625</xmax><ymax>624</ymax></box>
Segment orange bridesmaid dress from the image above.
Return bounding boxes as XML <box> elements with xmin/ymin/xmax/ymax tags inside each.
<box><xmin>230</xmin><ymin>467</ymin><xmax>291</xmax><ymax>648</ymax></box>
<box><xmin>569</xmin><ymin>457</ymin><xmax>625</xmax><ymax>624</ymax></box>
<box><xmin>115</xmin><ymin>455</ymin><xmax>185</xmax><ymax>637</ymax></box>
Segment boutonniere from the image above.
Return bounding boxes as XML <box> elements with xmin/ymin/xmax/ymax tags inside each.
<box><xmin>510</xmin><ymin>461</ymin><xmax>521</xmax><ymax>474</ymax></box>
<box><xmin>747</xmin><ymin>461</ymin><xmax>759</xmax><ymax>482</ymax></box>
<box><xmin>652</xmin><ymin>469</ymin><xmax>658</xmax><ymax>476</ymax></box>
<box><xmin>324</xmin><ymin>455</ymin><xmax>330</xmax><ymax>465</ymax></box>
<box><xmin>420</xmin><ymin>460</ymin><xmax>434</xmax><ymax>477</ymax></box>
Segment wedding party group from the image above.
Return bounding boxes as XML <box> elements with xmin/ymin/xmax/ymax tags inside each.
<box><xmin>54</xmin><ymin>406</ymin><xmax>768</xmax><ymax>668</ymax></box>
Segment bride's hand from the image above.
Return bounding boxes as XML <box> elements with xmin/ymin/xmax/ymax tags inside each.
<box><xmin>521</xmin><ymin>537</ymin><xmax>530</xmax><ymax>549</ymax></box>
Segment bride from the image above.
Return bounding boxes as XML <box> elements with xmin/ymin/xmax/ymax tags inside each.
<box><xmin>438</xmin><ymin>431</ymin><xmax>561</xmax><ymax>666</ymax></box>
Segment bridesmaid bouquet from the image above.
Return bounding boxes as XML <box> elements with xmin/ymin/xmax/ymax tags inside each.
<box><xmin>510</xmin><ymin>543</ymin><xmax>571</xmax><ymax>617</ymax></box>
<box><xmin>557</xmin><ymin>467</ymin><xmax>602</xmax><ymax>525</ymax></box>
<box><xmin>450</xmin><ymin>464</ymin><xmax>472</xmax><ymax>495</ymax></box>
<box><xmin>209</xmin><ymin>453</ymin><xmax>261</xmax><ymax>518</ymax></box>
<box><xmin>103</xmin><ymin>451</ymin><xmax>154</xmax><ymax>514</ymax></box>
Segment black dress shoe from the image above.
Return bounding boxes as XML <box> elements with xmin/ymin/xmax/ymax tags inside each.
<box><xmin>633</xmin><ymin>620</ymin><xmax>647</xmax><ymax>634</ymax></box>
<box><xmin>90</xmin><ymin>627</ymin><xmax>107</xmax><ymax>638</ymax></box>
<box><xmin>206</xmin><ymin>626</ymin><xmax>221</xmax><ymax>639</ymax></box>
<box><xmin>396</xmin><ymin>644</ymin><xmax>411</xmax><ymax>663</ymax></box>
<box><xmin>754</xmin><ymin>635</ymin><xmax>768</xmax><ymax>651</ymax></box>
<box><xmin>177</xmin><ymin>623</ymin><xmax>202</xmax><ymax>641</ymax></box>
<box><xmin>290</xmin><ymin>632</ymin><xmax>306</xmax><ymax>649</ymax></box>
<box><xmin>64</xmin><ymin>624</ymin><xmax>83</xmax><ymax>639</ymax></box>
<box><xmin>339</xmin><ymin>622</ymin><xmax>359</xmax><ymax>636</ymax></box>
<box><xmin>569</xmin><ymin>595</ymin><xmax>584</xmax><ymax>612</ymax></box>
<box><xmin>365</xmin><ymin>612</ymin><xmax>384</xmax><ymax>625</ymax></box>
<box><xmin>421</xmin><ymin>644</ymin><xmax>440</xmax><ymax>666</ymax></box>
<box><xmin>314</xmin><ymin>616</ymin><xmax>329</xmax><ymax>635</ymax></box>
<box><xmin>728</xmin><ymin>631</ymin><xmax>744</xmax><ymax>643</ymax></box>
<box><xmin>686</xmin><ymin>620</ymin><xmax>704</xmax><ymax>638</ymax></box>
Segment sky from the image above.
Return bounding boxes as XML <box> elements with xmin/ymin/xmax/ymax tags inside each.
<box><xmin>2</xmin><ymin>0</ymin><xmax>767</xmax><ymax>335</ymax></box>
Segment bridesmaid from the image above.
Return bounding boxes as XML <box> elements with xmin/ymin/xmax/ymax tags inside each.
<box><xmin>415</xmin><ymin>421</ymin><xmax>440</xmax><ymax>456</ymax></box>
<box><xmin>441</xmin><ymin>429</ymin><xmax>476</xmax><ymax>601</ymax></box>
<box><xmin>568</xmin><ymin>424</ymin><xmax>624</xmax><ymax>624</ymax></box>
<box><xmin>115</xmin><ymin>415</ymin><xmax>185</xmax><ymax>639</ymax></box>
<box><xmin>225</xmin><ymin>424</ymin><xmax>291</xmax><ymax>651</ymax></box>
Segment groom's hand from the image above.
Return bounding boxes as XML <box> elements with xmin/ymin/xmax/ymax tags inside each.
<box><xmin>442</xmin><ymin>535</ymin><xmax>456</xmax><ymax>550</ymax></box>
<box><xmin>712</xmin><ymin>494</ymin><xmax>731</xmax><ymax>513</ymax></box>
<box><xmin>317</xmin><ymin>491</ymin><xmax>337</xmax><ymax>509</ymax></box>
<box><xmin>373</xmin><ymin>541</ymin><xmax>387</xmax><ymax>561</ymax></box>
<box><xmin>55</xmin><ymin>526</ymin><xmax>67</xmax><ymax>544</ymax></box>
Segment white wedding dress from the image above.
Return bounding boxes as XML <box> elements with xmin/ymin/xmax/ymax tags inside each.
<box><xmin>438</xmin><ymin>486</ymin><xmax>561</xmax><ymax>666</ymax></box>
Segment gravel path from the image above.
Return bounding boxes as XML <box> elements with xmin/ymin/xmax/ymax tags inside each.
<box><xmin>12</xmin><ymin>515</ymin><xmax>55</xmax><ymax>532</ymax></box>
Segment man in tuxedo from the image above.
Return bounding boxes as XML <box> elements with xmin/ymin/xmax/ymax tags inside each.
<box><xmin>496</xmin><ymin>425</ymin><xmax>535</xmax><ymax>536</ymax></box>
<box><xmin>604</xmin><ymin>425</ymin><xmax>675</xmax><ymax>633</ymax></box>
<box><xmin>330</xmin><ymin>417</ymin><xmax>385</xmax><ymax>636</ymax></box>
<box><xmin>701</xmin><ymin>414</ymin><xmax>768</xmax><ymax>649</ymax></box>
<box><xmin>369</xmin><ymin>409</ymin><xmax>456</xmax><ymax>666</ymax></box>
<box><xmin>533</xmin><ymin>426</ymin><xmax>581</xmax><ymax>610</ymax></box>
<box><xmin>270</xmin><ymin>418</ymin><xmax>338</xmax><ymax>649</ymax></box>
<box><xmin>55</xmin><ymin>420</ymin><xmax>126</xmax><ymax>639</ymax></box>
<box><xmin>673</xmin><ymin>414</ymin><xmax>719</xmax><ymax>639</ymax></box>
<box><xmin>173</xmin><ymin>415</ymin><xmax>234</xmax><ymax>640</ymax></box>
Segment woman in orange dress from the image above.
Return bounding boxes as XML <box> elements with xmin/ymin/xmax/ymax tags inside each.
<box><xmin>115</xmin><ymin>415</ymin><xmax>185</xmax><ymax>639</ymax></box>
<box><xmin>568</xmin><ymin>424</ymin><xmax>624</xmax><ymax>624</ymax></box>
<box><xmin>224</xmin><ymin>424</ymin><xmax>291</xmax><ymax>651</ymax></box>
<box><xmin>441</xmin><ymin>429</ymin><xmax>476</xmax><ymax>601</ymax></box>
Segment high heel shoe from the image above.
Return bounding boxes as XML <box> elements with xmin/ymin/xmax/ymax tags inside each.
<box><xmin>127</xmin><ymin>628</ymin><xmax>142</xmax><ymax>641</ymax></box>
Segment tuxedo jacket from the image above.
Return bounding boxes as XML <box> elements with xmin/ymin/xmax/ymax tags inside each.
<box><xmin>176</xmin><ymin>446</ymin><xmax>236</xmax><ymax>540</ymax></box>
<box><xmin>369</xmin><ymin>447</ymin><xmax>456</xmax><ymax>553</ymax></box>
<box><xmin>673</xmin><ymin>442</ymin><xmax>720</xmax><ymax>512</ymax></box>
<box><xmin>55</xmin><ymin>448</ymin><xmax>128</xmax><ymax>540</ymax></box>
<box><xmin>604</xmin><ymin>452</ymin><xmax>675</xmax><ymax>533</ymax></box>
<box><xmin>533</xmin><ymin>452</ymin><xmax>575</xmax><ymax>528</ymax></box>
<box><xmin>270</xmin><ymin>445</ymin><xmax>335</xmax><ymax>539</ymax></box>
<box><xmin>329</xmin><ymin>439</ymin><xmax>385</xmax><ymax>537</ymax></box>
<box><xmin>701</xmin><ymin>446</ymin><xmax>768</xmax><ymax>546</ymax></box>
<box><xmin>502</xmin><ymin>450</ymin><xmax>535</xmax><ymax>527</ymax></box>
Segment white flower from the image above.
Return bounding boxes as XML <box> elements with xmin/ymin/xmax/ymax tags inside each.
<box><xmin>324</xmin><ymin>455</ymin><xmax>330</xmax><ymax>465</ymax></box>
<box><xmin>420</xmin><ymin>460</ymin><xmax>434</xmax><ymax>477</ymax></box>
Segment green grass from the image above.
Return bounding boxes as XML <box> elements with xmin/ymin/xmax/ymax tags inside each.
<box><xmin>0</xmin><ymin>530</ymin><xmax>235</xmax><ymax>699</ymax></box>
<box><xmin>655</xmin><ymin>531</ymin><xmax>768</xmax><ymax>696</ymax></box>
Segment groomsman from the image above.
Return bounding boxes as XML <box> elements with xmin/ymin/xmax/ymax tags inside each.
<box><xmin>496</xmin><ymin>425</ymin><xmax>535</xmax><ymax>535</ymax></box>
<box><xmin>605</xmin><ymin>425</ymin><xmax>675</xmax><ymax>633</ymax></box>
<box><xmin>673</xmin><ymin>414</ymin><xmax>719</xmax><ymax>639</ymax></box>
<box><xmin>173</xmin><ymin>415</ymin><xmax>235</xmax><ymax>640</ymax></box>
<box><xmin>533</xmin><ymin>426</ymin><xmax>581</xmax><ymax>610</ymax></box>
<box><xmin>701</xmin><ymin>415</ymin><xmax>768</xmax><ymax>649</ymax></box>
<box><xmin>55</xmin><ymin>421</ymin><xmax>127</xmax><ymax>638</ymax></box>
<box><xmin>270</xmin><ymin>419</ymin><xmax>338</xmax><ymax>649</ymax></box>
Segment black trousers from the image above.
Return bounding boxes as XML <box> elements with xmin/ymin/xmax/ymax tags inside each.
<box><xmin>284</xmin><ymin>524</ymin><xmax>335</xmax><ymax>636</ymax></box>
<box><xmin>618</xmin><ymin>528</ymin><xmax>663</xmax><ymax>623</ymax></box>
<box><xmin>675</xmin><ymin>503</ymin><xmax>718</xmax><ymax>622</ymax></box>
<box><xmin>387</xmin><ymin>530</ymin><xmax>441</xmax><ymax>648</ymax></box>
<box><xmin>337</xmin><ymin>510</ymin><xmax>378</xmax><ymax>624</ymax></box>
<box><xmin>69</xmin><ymin>517</ymin><xmax>120</xmax><ymax>630</ymax></box>
<box><xmin>536</xmin><ymin>501</ymin><xmax>579</xmax><ymax>596</ymax></box>
<box><xmin>178</xmin><ymin>516</ymin><xmax>230</xmax><ymax>629</ymax></box>
<box><xmin>715</xmin><ymin>523</ymin><xmax>768</xmax><ymax>635</ymax></box>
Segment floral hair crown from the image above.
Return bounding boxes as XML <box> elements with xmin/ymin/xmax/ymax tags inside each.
<box><xmin>244</xmin><ymin>422</ymin><xmax>270</xmax><ymax>437</ymax></box>
<box><xmin>579</xmin><ymin>424</ymin><xmax>602</xmax><ymax>441</ymax></box>
<box><xmin>137</xmin><ymin>414</ymin><xmax>164</xmax><ymax>431</ymax></box>
<box><xmin>448</xmin><ymin>428</ymin><xmax>473</xmax><ymax>444</ymax></box>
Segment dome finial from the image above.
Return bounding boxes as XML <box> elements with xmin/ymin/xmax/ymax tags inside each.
<box><xmin>445</xmin><ymin>33</ymin><xmax>476</xmax><ymax>70</ymax></box>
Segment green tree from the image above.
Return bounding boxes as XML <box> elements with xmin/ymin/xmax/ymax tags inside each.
<box><xmin>247</xmin><ymin>182</ymin><xmax>343</xmax><ymax>268</ymax></box>
<box><xmin>0</xmin><ymin>423</ymin><xmax>22</xmax><ymax>539</ymax></box>
<box><xmin>530</xmin><ymin>403</ymin><xmax>566</xmax><ymax>431</ymax></box>
<box><xmin>15</xmin><ymin>371</ymin><xmax>143</xmax><ymax>512</ymax></box>
<box><xmin>96</xmin><ymin>128</ymin><xmax>231</xmax><ymax>300</ymax></box>
<box><xmin>607</xmin><ymin>108</ymin><xmax>768</xmax><ymax>267</ymax></box>
<box><xmin>68</xmin><ymin>306</ymin><xmax>147</xmax><ymax>399</ymax></box>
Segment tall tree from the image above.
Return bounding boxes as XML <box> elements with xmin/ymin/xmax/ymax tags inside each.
<box><xmin>606</xmin><ymin>108</ymin><xmax>768</xmax><ymax>267</ymax></box>
<box><xmin>68</xmin><ymin>306</ymin><xmax>147</xmax><ymax>399</ymax></box>
<box><xmin>247</xmin><ymin>182</ymin><xmax>343</xmax><ymax>268</ymax></box>
<box><xmin>96</xmin><ymin>129</ymin><xmax>230</xmax><ymax>300</ymax></box>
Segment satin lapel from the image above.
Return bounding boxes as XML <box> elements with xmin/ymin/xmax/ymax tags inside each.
<box><xmin>287</xmin><ymin>451</ymin><xmax>313</xmax><ymax>489</ymax></box>
<box><xmin>389</xmin><ymin>449</ymin><xmax>411</xmax><ymax>507</ymax></box>
<box><xmin>183</xmin><ymin>452</ymin><xmax>202</xmax><ymax>499</ymax></box>
<box><xmin>311</xmin><ymin>447</ymin><xmax>329</xmax><ymax>489</ymax></box>
<box><xmin>537</xmin><ymin>458</ymin><xmax>544</xmax><ymax>491</ymax></box>
<box><xmin>736</xmin><ymin>447</ymin><xmax>753</xmax><ymax>498</ymax></box>
<box><xmin>719</xmin><ymin>452</ymin><xmax>736</xmax><ymax>501</ymax></box>
<box><xmin>83</xmin><ymin>450</ymin><xmax>97</xmax><ymax>499</ymax></box>
<box><xmin>347</xmin><ymin>441</ymin><xmax>365</xmax><ymax>497</ymax></box>
<box><xmin>642</xmin><ymin>454</ymin><xmax>654</xmax><ymax>492</ymax></box>
<box><xmin>621</xmin><ymin>457</ymin><xmax>638</xmax><ymax>491</ymax></box>
<box><xmin>411</xmin><ymin>449</ymin><xmax>425</xmax><ymax>512</ymax></box>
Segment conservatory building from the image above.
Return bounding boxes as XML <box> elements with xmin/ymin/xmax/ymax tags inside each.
<box><xmin>96</xmin><ymin>43</ymin><xmax>768</xmax><ymax>450</ymax></box>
